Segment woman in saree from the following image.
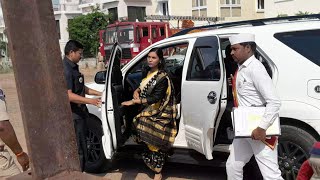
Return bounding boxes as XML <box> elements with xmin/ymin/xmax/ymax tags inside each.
<box><xmin>121</xmin><ymin>48</ymin><xmax>177</xmax><ymax>180</ymax></box>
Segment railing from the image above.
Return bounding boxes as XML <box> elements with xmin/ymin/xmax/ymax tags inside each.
<box><xmin>100</xmin><ymin>0</ymin><xmax>119</xmax><ymax>3</ymax></box>
<box><xmin>53</xmin><ymin>4</ymin><xmax>80</xmax><ymax>11</ymax></box>
<box><xmin>80</xmin><ymin>0</ymin><xmax>94</xmax><ymax>4</ymax></box>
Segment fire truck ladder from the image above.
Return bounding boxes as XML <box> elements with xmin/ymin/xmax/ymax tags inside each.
<box><xmin>145</xmin><ymin>15</ymin><xmax>224</xmax><ymax>22</ymax></box>
<box><xmin>171</xmin><ymin>13</ymin><xmax>320</xmax><ymax>37</ymax></box>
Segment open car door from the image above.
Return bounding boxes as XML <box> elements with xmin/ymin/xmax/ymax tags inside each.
<box><xmin>100</xmin><ymin>43</ymin><xmax>125</xmax><ymax>158</ymax></box>
<box><xmin>181</xmin><ymin>36</ymin><xmax>226</xmax><ymax>160</ymax></box>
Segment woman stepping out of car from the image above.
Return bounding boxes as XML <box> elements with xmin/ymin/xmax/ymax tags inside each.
<box><xmin>121</xmin><ymin>48</ymin><xmax>177</xmax><ymax>180</ymax></box>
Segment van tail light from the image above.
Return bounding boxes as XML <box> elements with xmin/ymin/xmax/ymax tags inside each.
<box><xmin>130</xmin><ymin>43</ymin><xmax>140</xmax><ymax>53</ymax></box>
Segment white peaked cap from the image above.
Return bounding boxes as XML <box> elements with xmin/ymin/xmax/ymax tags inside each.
<box><xmin>229</xmin><ymin>33</ymin><xmax>255</xmax><ymax>45</ymax></box>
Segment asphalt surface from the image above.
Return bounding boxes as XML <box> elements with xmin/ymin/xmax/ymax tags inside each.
<box><xmin>97</xmin><ymin>156</ymin><xmax>227</xmax><ymax>180</ymax></box>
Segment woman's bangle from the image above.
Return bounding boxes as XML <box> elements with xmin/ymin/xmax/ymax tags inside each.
<box><xmin>131</xmin><ymin>99</ymin><xmax>135</xmax><ymax>104</ymax></box>
<box><xmin>15</xmin><ymin>151</ymin><xmax>24</xmax><ymax>157</ymax></box>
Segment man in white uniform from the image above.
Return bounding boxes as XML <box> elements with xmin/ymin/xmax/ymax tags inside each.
<box><xmin>0</xmin><ymin>86</ymin><xmax>29</xmax><ymax>178</ymax></box>
<box><xmin>226</xmin><ymin>33</ymin><xmax>283</xmax><ymax>180</ymax></box>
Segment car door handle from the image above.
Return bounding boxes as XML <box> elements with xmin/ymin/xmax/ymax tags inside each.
<box><xmin>207</xmin><ymin>91</ymin><xmax>217</xmax><ymax>104</ymax></box>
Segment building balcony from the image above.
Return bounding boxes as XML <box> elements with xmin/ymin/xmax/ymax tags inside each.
<box><xmin>124</xmin><ymin>0</ymin><xmax>150</xmax><ymax>1</ymax></box>
<box><xmin>80</xmin><ymin>0</ymin><xmax>94</xmax><ymax>4</ymax></box>
<box><xmin>53</xmin><ymin>4</ymin><xmax>81</xmax><ymax>13</ymax></box>
<box><xmin>79</xmin><ymin>0</ymin><xmax>95</xmax><ymax>9</ymax></box>
<box><xmin>100</xmin><ymin>0</ymin><xmax>119</xmax><ymax>3</ymax></box>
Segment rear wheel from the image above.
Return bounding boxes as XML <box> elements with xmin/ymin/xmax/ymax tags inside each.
<box><xmin>85</xmin><ymin>115</ymin><xmax>111</xmax><ymax>173</ymax></box>
<box><xmin>278</xmin><ymin>125</ymin><xmax>316</xmax><ymax>180</ymax></box>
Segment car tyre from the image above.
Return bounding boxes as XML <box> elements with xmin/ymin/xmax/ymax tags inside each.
<box><xmin>85</xmin><ymin>115</ymin><xmax>112</xmax><ymax>173</ymax></box>
<box><xmin>278</xmin><ymin>125</ymin><xmax>316</xmax><ymax>180</ymax></box>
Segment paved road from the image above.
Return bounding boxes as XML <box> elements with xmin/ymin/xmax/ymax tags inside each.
<box><xmin>0</xmin><ymin>71</ymin><xmax>227</xmax><ymax>179</ymax></box>
<box><xmin>97</xmin><ymin>158</ymin><xmax>227</xmax><ymax>180</ymax></box>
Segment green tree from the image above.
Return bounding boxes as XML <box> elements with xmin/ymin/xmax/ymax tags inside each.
<box><xmin>68</xmin><ymin>6</ymin><xmax>109</xmax><ymax>57</ymax></box>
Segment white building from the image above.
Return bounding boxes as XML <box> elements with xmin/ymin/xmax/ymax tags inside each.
<box><xmin>78</xmin><ymin>0</ymin><xmax>159</xmax><ymax>22</ymax></box>
<box><xmin>54</xmin><ymin>0</ymin><xmax>165</xmax><ymax>55</ymax></box>
<box><xmin>0</xmin><ymin>8</ymin><xmax>10</xmax><ymax>69</ymax></box>
<box><xmin>53</xmin><ymin>0</ymin><xmax>82</xmax><ymax>56</ymax></box>
<box><xmin>265</xmin><ymin>0</ymin><xmax>320</xmax><ymax>17</ymax></box>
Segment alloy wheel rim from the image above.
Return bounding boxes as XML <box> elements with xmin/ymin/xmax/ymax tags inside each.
<box><xmin>278</xmin><ymin>141</ymin><xmax>308</xmax><ymax>180</ymax></box>
<box><xmin>87</xmin><ymin>130</ymin><xmax>102</xmax><ymax>163</ymax></box>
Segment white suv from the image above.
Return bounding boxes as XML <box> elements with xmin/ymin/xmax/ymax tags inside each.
<box><xmin>85</xmin><ymin>15</ymin><xmax>320</xmax><ymax>179</ymax></box>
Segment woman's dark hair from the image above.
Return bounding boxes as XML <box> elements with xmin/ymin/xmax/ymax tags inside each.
<box><xmin>64</xmin><ymin>40</ymin><xmax>84</xmax><ymax>55</ymax></box>
<box><xmin>149</xmin><ymin>47</ymin><xmax>165</xmax><ymax>70</ymax></box>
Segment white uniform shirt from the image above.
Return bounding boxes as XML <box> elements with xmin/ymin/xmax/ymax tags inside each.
<box><xmin>236</xmin><ymin>55</ymin><xmax>281</xmax><ymax>130</ymax></box>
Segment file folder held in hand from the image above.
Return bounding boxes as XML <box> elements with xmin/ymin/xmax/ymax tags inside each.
<box><xmin>232</xmin><ymin>107</ymin><xmax>281</xmax><ymax>138</ymax></box>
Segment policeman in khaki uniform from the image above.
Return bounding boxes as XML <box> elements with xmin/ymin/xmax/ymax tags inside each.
<box><xmin>226</xmin><ymin>34</ymin><xmax>283</xmax><ymax>180</ymax></box>
<box><xmin>0</xmin><ymin>87</ymin><xmax>29</xmax><ymax>178</ymax></box>
<box><xmin>63</xmin><ymin>40</ymin><xmax>102</xmax><ymax>171</ymax></box>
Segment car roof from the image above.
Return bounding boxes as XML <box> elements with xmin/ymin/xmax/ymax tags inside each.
<box><xmin>162</xmin><ymin>20</ymin><xmax>320</xmax><ymax>43</ymax></box>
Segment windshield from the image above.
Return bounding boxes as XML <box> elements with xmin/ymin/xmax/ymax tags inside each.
<box><xmin>105</xmin><ymin>25</ymin><xmax>134</xmax><ymax>44</ymax></box>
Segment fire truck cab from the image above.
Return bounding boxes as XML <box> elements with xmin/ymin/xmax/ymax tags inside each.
<box><xmin>103</xmin><ymin>21</ymin><xmax>171</xmax><ymax>66</ymax></box>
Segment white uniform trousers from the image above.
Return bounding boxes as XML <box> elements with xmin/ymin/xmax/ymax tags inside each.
<box><xmin>226</xmin><ymin>138</ymin><xmax>283</xmax><ymax>180</ymax></box>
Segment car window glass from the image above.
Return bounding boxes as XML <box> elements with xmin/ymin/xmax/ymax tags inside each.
<box><xmin>142</xmin><ymin>27</ymin><xmax>148</xmax><ymax>37</ymax></box>
<box><xmin>152</xmin><ymin>28</ymin><xmax>157</xmax><ymax>39</ymax></box>
<box><xmin>160</xmin><ymin>27</ymin><xmax>165</xmax><ymax>36</ymax></box>
<box><xmin>274</xmin><ymin>29</ymin><xmax>320</xmax><ymax>67</ymax></box>
<box><xmin>187</xmin><ymin>47</ymin><xmax>221</xmax><ymax>81</ymax></box>
<box><xmin>163</xmin><ymin>44</ymin><xmax>188</xmax><ymax>68</ymax></box>
<box><xmin>254</xmin><ymin>50</ymin><xmax>272</xmax><ymax>78</ymax></box>
<box><xmin>126</xmin><ymin>43</ymin><xmax>188</xmax><ymax>102</ymax></box>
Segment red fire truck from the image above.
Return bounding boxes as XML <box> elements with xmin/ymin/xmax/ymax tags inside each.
<box><xmin>102</xmin><ymin>21</ymin><xmax>171</xmax><ymax>65</ymax></box>
<box><xmin>100</xmin><ymin>15</ymin><xmax>222</xmax><ymax>65</ymax></box>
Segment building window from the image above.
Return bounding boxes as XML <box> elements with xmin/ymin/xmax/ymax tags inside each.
<box><xmin>220</xmin><ymin>0</ymin><xmax>241</xmax><ymax>18</ymax></box>
<box><xmin>56</xmin><ymin>20</ymin><xmax>60</xmax><ymax>39</ymax></box>
<box><xmin>160</xmin><ymin>2</ymin><xmax>169</xmax><ymax>16</ymax></box>
<box><xmin>128</xmin><ymin>6</ymin><xmax>146</xmax><ymax>22</ymax></box>
<box><xmin>108</xmin><ymin>7</ymin><xmax>118</xmax><ymax>23</ymax></box>
<box><xmin>52</xmin><ymin>0</ymin><xmax>60</xmax><ymax>11</ymax></box>
<box><xmin>192</xmin><ymin>0</ymin><xmax>207</xmax><ymax>17</ymax></box>
<box><xmin>257</xmin><ymin>0</ymin><xmax>264</xmax><ymax>10</ymax></box>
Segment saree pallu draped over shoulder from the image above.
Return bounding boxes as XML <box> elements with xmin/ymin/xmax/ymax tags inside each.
<box><xmin>133</xmin><ymin>71</ymin><xmax>178</xmax><ymax>152</ymax></box>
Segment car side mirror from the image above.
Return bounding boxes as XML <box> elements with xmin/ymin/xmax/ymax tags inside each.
<box><xmin>94</xmin><ymin>71</ymin><xmax>107</xmax><ymax>84</ymax></box>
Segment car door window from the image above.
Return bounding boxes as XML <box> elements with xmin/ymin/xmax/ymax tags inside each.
<box><xmin>187</xmin><ymin>46</ymin><xmax>221</xmax><ymax>81</ymax></box>
<box><xmin>163</xmin><ymin>44</ymin><xmax>188</xmax><ymax>102</ymax></box>
<box><xmin>274</xmin><ymin>29</ymin><xmax>320</xmax><ymax>67</ymax></box>
<box><xmin>126</xmin><ymin>43</ymin><xmax>188</xmax><ymax>102</ymax></box>
<box><xmin>255</xmin><ymin>50</ymin><xmax>273</xmax><ymax>78</ymax></box>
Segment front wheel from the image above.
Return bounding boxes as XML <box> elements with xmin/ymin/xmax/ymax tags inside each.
<box><xmin>85</xmin><ymin>115</ymin><xmax>111</xmax><ymax>173</ymax></box>
<box><xmin>278</xmin><ymin>125</ymin><xmax>316</xmax><ymax>180</ymax></box>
